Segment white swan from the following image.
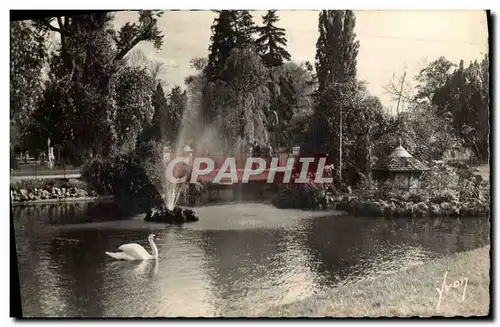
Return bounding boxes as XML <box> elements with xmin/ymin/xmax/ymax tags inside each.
<box><xmin>105</xmin><ymin>234</ymin><xmax>158</xmax><ymax>261</ymax></box>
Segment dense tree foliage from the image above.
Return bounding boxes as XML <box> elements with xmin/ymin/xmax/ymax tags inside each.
<box><xmin>200</xmin><ymin>10</ymin><xmax>303</xmax><ymax>153</ymax></box>
<box><xmin>28</xmin><ymin>11</ymin><xmax>164</xmax><ymax>163</ymax></box>
<box><xmin>166</xmin><ymin>86</ymin><xmax>187</xmax><ymax>143</ymax></box>
<box><xmin>308</xmin><ymin>80</ymin><xmax>388</xmax><ymax>184</ymax></box>
<box><xmin>268</xmin><ymin>62</ymin><xmax>316</xmax><ymax>148</ymax></box>
<box><xmin>374</xmin><ymin>104</ymin><xmax>461</xmax><ymax>163</ymax></box>
<box><xmin>203</xmin><ymin>48</ymin><xmax>271</xmax><ymax>153</ymax></box>
<box><xmin>138</xmin><ymin>83</ymin><xmax>187</xmax><ymax>147</ymax></box>
<box><xmin>191</xmin><ymin>10</ymin><xmax>312</xmax><ymax>154</ymax></box>
<box><xmin>306</xmin><ymin>10</ymin><xmax>368</xmax><ymax>185</ymax></box>
<box><xmin>11</xmin><ymin>10</ymin><xmax>489</xmax><ymax>199</ymax></box>
<box><xmin>315</xmin><ymin>10</ymin><xmax>359</xmax><ymax>91</ymax></box>
<box><xmin>414</xmin><ymin>57</ymin><xmax>456</xmax><ymax>103</ymax></box>
<box><xmin>10</xmin><ymin>21</ymin><xmax>47</xmax><ymax>155</ymax></box>
<box><xmin>205</xmin><ymin>10</ymin><xmax>257</xmax><ymax>82</ymax></box>
<box><xmin>414</xmin><ymin>55</ymin><xmax>490</xmax><ymax>163</ymax></box>
<box><xmin>113</xmin><ymin>66</ymin><xmax>155</xmax><ymax>152</ymax></box>
<box><xmin>139</xmin><ymin>83</ymin><xmax>168</xmax><ymax>143</ymax></box>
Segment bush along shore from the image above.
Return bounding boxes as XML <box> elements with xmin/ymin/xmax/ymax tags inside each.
<box><xmin>334</xmin><ymin>193</ymin><xmax>490</xmax><ymax>218</ymax></box>
<box><xmin>10</xmin><ymin>178</ymin><xmax>102</xmax><ymax>203</ymax></box>
<box><xmin>273</xmin><ymin>186</ymin><xmax>490</xmax><ymax>218</ymax></box>
<box><xmin>273</xmin><ymin>162</ymin><xmax>490</xmax><ymax>218</ymax></box>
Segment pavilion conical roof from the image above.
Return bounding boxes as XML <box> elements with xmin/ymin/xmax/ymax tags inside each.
<box><xmin>373</xmin><ymin>143</ymin><xmax>429</xmax><ymax>172</ymax></box>
<box><xmin>389</xmin><ymin>145</ymin><xmax>413</xmax><ymax>158</ymax></box>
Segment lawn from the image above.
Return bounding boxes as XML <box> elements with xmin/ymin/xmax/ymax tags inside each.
<box><xmin>259</xmin><ymin>245</ymin><xmax>490</xmax><ymax>318</ymax></box>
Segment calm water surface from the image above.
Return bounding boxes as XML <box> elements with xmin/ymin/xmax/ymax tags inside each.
<box><xmin>13</xmin><ymin>201</ymin><xmax>490</xmax><ymax>317</ymax></box>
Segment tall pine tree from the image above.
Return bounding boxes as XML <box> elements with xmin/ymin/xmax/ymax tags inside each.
<box><xmin>137</xmin><ymin>84</ymin><xmax>186</xmax><ymax>147</ymax></box>
<box><xmin>205</xmin><ymin>10</ymin><xmax>257</xmax><ymax>82</ymax></box>
<box><xmin>256</xmin><ymin>10</ymin><xmax>291</xmax><ymax>67</ymax></box>
<box><xmin>308</xmin><ymin>10</ymin><xmax>360</xmax><ymax>184</ymax></box>
<box><xmin>203</xmin><ymin>10</ymin><xmax>257</xmax><ymax>122</ymax></box>
<box><xmin>235</xmin><ymin>11</ymin><xmax>257</xmax><ymax>45</ymax></box>
<box><xmin>148</xmin><ymin>83</ymin><xmax>169</xmax><ymax>142</ymax></box>
<box><xmin>315</xmin><ymin>10</ymin><xmax>359</xmax><ymax>92</ymax></box>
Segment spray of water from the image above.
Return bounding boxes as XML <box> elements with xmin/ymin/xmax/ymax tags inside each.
<box><xmin>159</xmin><ymin>87</ymin><xmax>226</xmax><ymax>210</ymax></box>
<box><xmin>161</xmin><ymin>93</ymin><xmax>195</xmax><ymax>211</ymax></box>
<box><xmin>162</xmin><ymin>150</ymin><xmax>183</xmax><ymax>211</ymax></box>
<box><xmin>157</xmin><ymin>83</ymin><xmax>253</xmax><ymax>210</ymax></box>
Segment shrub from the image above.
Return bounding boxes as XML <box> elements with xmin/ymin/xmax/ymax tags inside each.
<box><xmin>481</xmin><ymin>187</ymin><xmax>490</xmax><ymax>204</ymax></box>
<box><xmin>272</xmin><ymin>170</ymin><xmax>331</xmax><ymax>209</ymax></box>
<box><xmin>420</xmin><ymin>162</ymin><xmax>458</xmax><ymax>196</ymax></box>
<box><xmin>458</xmin><ymin>176</ymin><xmax>480</xmax><ymax>203</ymax></box>
<box><xmin>81</xmin><ymin>152</ymin><xmax>163</xmax><ymax>214</ymax></box>
<box><xmin>430</xmin><ymin>189</ymin><xmax>459</xmax><ymax>204</ymax></box>
<box><xmin>408</xmin><ymin>190</ymin><xmax>430</xmax><ymax>203</ymax></box>
<box><xmin>356</xmin><ymin>175</ymin><xmax>380</xmax><ymax>200</ymax></box>
<box><xmin>273</xmin><ymin>183</ymin><xmax>328</xmax><ymax>209</ymax></box>
<box><xmin>81</xmin><ymin>157</ymin><xmax>114</xmax><ymax>195</ymax></box>
<box><xmin>380</xmin><ymin>188</ymin><xmax>408</xmax><ymax>202</ymax></box>
<box><xmin>10</xmin><ymin>178</ymin><xmax>95</xmax><ymax>193</ymax></box>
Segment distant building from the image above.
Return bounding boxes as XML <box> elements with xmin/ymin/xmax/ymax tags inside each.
<box><xmin>373</xmin><ymin>143</ymin><xmax>429</xmax><ymax>191</ymax></box>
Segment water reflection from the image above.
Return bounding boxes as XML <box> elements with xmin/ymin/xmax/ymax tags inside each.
<box><xmin>13</xmin><ymin>201</ymin><xmax>121</xmax><ymax>227</ymax></box>
<box><xmin>13</xmin><ymin>202</ymin><xmax>490</xmax><ymax>317</ymax></box>
<box><xmin>47</xmin><ymin>232</ymin><xmax>107</xmax><ymax>317</ymax></box>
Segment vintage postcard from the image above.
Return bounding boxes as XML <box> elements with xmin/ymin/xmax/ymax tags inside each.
<box><xmin>10</xmin><ymin>8</ymin><xmax>491</xmax><ymax>318</ymax></box>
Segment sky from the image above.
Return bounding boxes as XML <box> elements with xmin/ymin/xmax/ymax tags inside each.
<box><xmin>113</xmin><ymin>10</ymin><xmax>489</xmax><ymax>113</ymax></box>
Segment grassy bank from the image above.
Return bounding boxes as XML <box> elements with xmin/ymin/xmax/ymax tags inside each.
<box><xmin>261</xmin><ymin>245</ymin><xmax>490</xmax><ymax>317</ymax></box>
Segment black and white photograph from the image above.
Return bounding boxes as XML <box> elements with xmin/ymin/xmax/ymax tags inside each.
<box><xmin>9</xmin><ymin>7</ymin><xmax>491</xmax><ymax>318</ymax></box>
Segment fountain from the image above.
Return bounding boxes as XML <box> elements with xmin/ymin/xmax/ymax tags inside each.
<box><xmin>143</xmin><ymin>89</ymin><xmax>201</xmax><ymax>224</ymax></box>
<box><xmin>142</xmin><ymin>80</ymin><xmax>248</xmax><ymax>223</ymax></box>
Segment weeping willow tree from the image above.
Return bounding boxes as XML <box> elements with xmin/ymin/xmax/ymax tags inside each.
<box><xmin>204</xmin><ymin>48</ymin><xmax>271</xmax><ymax>155</ymax></box>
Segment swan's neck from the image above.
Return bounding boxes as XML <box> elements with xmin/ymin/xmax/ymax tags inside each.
<box><xmin>149</xmin><ymin>238</ymin><xmax>159</xmax><ymax>259</ymax></box>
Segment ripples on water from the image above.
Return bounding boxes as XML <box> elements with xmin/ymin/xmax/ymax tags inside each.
<box><xmin>12</xmin><ymin>201</ymin><xmax>490</xmax><ymax>317</ymax></box>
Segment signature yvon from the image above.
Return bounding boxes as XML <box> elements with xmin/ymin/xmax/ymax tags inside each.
<box><xmin>435</xmin><ymin>270</ymin><xmax>468</xmax><ymax>312</ymax></box>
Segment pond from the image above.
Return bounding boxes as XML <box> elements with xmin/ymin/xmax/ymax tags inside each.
<box><xmin>12</xmin><ymin>201</ymin><xmax>490</xmax><ymax>317</ymax></box>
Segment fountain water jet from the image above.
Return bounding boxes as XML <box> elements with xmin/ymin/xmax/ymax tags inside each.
<box><xmin>161</xmin><ymin>88</ymin><xmax>199</xmax><ymax>210</ymax></box>
<box><xmin>161</xmin><ymin>150</ymin><xmax>185</xmax><ymax>211</ymax></box>
<box><xmin>144</xmin><ymin>80</ymin><xmax>251</xmax><ymax>222</ymax></box>
<box><xmin>144</xmin><ymin>87</ymin><xmax>201</xmax><ymax>223</ymax></box>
